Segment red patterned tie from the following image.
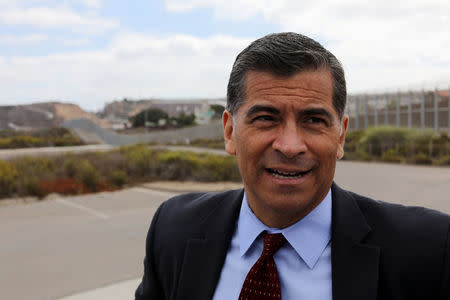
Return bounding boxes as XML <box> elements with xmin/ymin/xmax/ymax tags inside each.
<box><xmin>239</xmin><ymin>232</ymin><xmax>287</xmax><ymax>300</ymax></box>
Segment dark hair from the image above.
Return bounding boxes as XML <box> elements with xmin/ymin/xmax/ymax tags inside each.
<box><xmin>226</xmin><ymin>32</ymin><xmax>346</xmax><ymax>119</ymax></box>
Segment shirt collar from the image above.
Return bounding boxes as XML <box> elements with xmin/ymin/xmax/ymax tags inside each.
<box><xmin>238</xmin><ymin>189</ymin><xmax>332</xmax><ymax>269</ymax></box>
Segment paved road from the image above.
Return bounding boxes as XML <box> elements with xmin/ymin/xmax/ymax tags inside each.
<box><xmin>335</xmin><ymin>161</ymin><xmax>450</xmax><ymax>213</ymax></box>
<box><xmin>0</xmin><ymin>187</ymin><xmax>177</xmax><ymax>300</ymax></box>
<box><xmin>1</xmin><ymin>161</ymin><xmax>449</xmax><ymax>300</ymax></box>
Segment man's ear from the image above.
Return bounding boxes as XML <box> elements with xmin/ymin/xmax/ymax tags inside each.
<box><xmin>223</xmin><ymin>110</ymin><xmax>236</xmax><ymax>155</ymax></box>
<box><xmin>337</xmin><ymin>115</ymin><xmax>349</xmax><ymax>160</ymax></box>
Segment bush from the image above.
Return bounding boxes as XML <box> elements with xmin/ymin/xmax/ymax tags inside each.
<box><xmin>13</xmin><ymin>157</ymin><xmax>56</xmax><ymax>196</ymax></box>
<box><xmin>0</xmin><ymin>146</ymin><xmax>240</xmax><ymax>199</ymax></box>
<box><xmin>437</xmin><ymin>155</ymin><xmax>450</xmax><ymax>166</ymax></box>
<box><xmin>0</xmin><ymin>160</ymin><xmax>18</xmax><ymax>197</ymax></box>
<box><xmin>411</xmin><ymin>153</ymin><xmax>433</xmax><ymax>165</ymax></box>
<box><xmin>184</xmin><ymin>138</ymin><xmax>225</xmax><ymax>150</ymax></box>
<box><xmin>359</xmin><ymin>127</ymin><xmax>412</xmax><ymax>157</ymax></box>
<box><xmin>130</xmin><ymin>108</ymin><xmax>168</xmax><ymax>127</ymax></box>
<box><xmin>157</xmin><ymin>151</ymin><xmax>200</xmax><ymax>180</ymax></box>
<box><xmin>381</xmin><ymin>149</ymin><xmax>402</xmax><ymax>163</ymax></box>
<box><xmin>37</xmin><ymin>178</ymin><xmax>89</xmax><ymax>198</ymax></box>
<box><xmin>195</xmin><ymin>155</ymin><xmax>240</xmax><ymax>181</ymax></box>
<box><xmin>121</xmin><ymin>144</ymin><xmax>156</xmax><ymax>177</ymax></box>
<box><xmin>0</xmin><ymin>128</ymin><xmax>83</xmax><ymax>148</ymax></box>
<box><xmin>62</xmin><ymin>157</ymin><xmax>101</xmax><ymax>191</ymax></box>
<box><xmin>76</xmin><ymin>160</ymin><xmax>101</xmax><ymax>192</ymax></box>
<box><xmin>345</xmin><ymin>126</ymin><xmax>447</xmax><ymax>164</ymax></box>
<box><xmin>0</xmin><ymin>136</ymin><xmax>46</xmax><ymax>149</ymax></box>
<box><xmin>109</xmin><ymin>170</ymin><xmax>129</xmax><ymax>187</ymax></box>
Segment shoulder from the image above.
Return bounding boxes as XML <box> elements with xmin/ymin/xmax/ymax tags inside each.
<box><xmin>150</xmin><ymin>188</ymin><xmax>243</xmax><ymax>238</ymax></box>
<box><xmin>336</xmin><ymin>185</ymin><xmax>450</xmax><ymax>249</ymax></box>
<box><xmin>157</xmin><ymin>189</ymin><xmax>243</xmax><ymax>221</ymax></box>
<box><xmin>349</xmin><ymin>189</ymin><xmax>450</xmax><ymax>233</ymax></box>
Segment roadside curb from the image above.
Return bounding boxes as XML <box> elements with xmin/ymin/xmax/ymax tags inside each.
<box><xmin>56</xmin><ymin>278</ymin><xmax>141</xmax><ymax>300</ymax></box>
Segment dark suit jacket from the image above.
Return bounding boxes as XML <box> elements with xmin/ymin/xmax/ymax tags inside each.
<box><xmin>135</xmin><ymin>183</ymin><xmax>450</xmax><ymax>300</ymax></box>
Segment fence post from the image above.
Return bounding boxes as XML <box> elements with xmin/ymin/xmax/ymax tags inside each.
<box><xmin>448</xmin><ymin>85</ymin><xmax>450</xmax><ymax>134</ymax></box>
<box><xmin>364</xmin><ymin>95</ymin><xmax>369</xmax><ymax>128</ymax></box>
<box><xmin>374</xmin><ymin>95</ymin><xmax>379</xmax><ymax>126</ymax></box>
<box><xmin>385</xmin><ymin>93</ymin><xmax>389</xmax><ymax>126</ymax></box>
<box><xmin>408</xmin><ymin>91</ymin><xmax>412</xmax><ymax>128</ymax></box>
<box><xmin>434</xmin><ymin>88</ymin><xmax>439</xmax><ymax>132</ymax></box>
<box><xmin>355</xmin><ymin>96</ymin><xmax>360</xmax><ymax>129</ymax></box>
<box><xmin>396</xmin><ymin>92</ymin><xmax>400</xmax><ymax>127</ymax></box>
<box><xmin>421</xmin><ymin>90</ymin><xmax>425</xmax><ymax>131</ymax></box>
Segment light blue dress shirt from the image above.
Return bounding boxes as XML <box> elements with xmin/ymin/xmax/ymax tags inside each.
<box><xmin>213</xmin><ymin>189</ymin><xmax>332</xmax><ymax>300</ymax></box>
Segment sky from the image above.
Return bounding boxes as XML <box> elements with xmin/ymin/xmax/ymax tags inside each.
<box><xmin>0</xmin><ymin>0</ymin><xmax>449</xmax><ymax>112</ymax></box>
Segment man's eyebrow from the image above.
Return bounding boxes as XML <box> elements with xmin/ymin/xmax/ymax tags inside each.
<box><xmin>300</xmin><ymin>108</ymin><xmax>334</xmax><ymax>121</ymax></box>
<box><xmin>245</xmin><ymin>105</ymin><xmax>280</xmax><ymax>118</ymax></box>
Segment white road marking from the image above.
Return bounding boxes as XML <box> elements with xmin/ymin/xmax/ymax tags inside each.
<box><xmin>131</xmin><ymin>187</ymin><xmax>177</xmax><ymax>197</ymax></box>
<box><xmin>55</xmin><ymin>198</ymin><xmax>110</xmax><ymax>220</ymax></box>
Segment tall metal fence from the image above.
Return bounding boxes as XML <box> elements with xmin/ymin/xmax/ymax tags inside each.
<box><xmin>346</xmin><ymin>88</ymin><xmax>450</xmax><ymax>133</ymax></box>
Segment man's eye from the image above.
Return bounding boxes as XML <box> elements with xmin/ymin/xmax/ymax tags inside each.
<box><xmin>254</xmin><ymin>115</ymin><xmax>274</xmax><ymax>122</ymax></box>
<box><xmin>306</xmin><ymin>117</ymin><xmax>326</xmax><ymax>124</ymax></box>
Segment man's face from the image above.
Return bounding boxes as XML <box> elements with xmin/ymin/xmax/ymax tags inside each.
<box><xmin>223</xmin><ymin>69</ymin><xmax>348</xmax><ymax>228</ymax></box>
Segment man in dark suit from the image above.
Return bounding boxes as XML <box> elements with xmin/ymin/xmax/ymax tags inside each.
<box><xmin>135</xmin><ymin>32</ymin><xmax>450</xmax><ymax>300</ymax></box>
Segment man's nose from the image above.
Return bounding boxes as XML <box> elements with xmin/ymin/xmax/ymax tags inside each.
<box><xmin>272</xmin><ymin>121</ymin><xmax>307</xmax><ymax>158</ymax></box>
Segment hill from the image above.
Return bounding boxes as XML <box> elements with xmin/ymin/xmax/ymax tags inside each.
<box><xmin>0</xmin><ymin>102</ymin><xmax>110</xmax><ymax>131</ymax></box>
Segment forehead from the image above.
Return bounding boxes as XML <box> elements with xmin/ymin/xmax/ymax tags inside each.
<box><xmin>243</xmin><ymin>69</ymin><xmax>334</xmax><ymax>109</ymax></box>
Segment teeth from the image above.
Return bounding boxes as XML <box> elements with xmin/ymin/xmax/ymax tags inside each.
<box><xmin>269</xmin><ymin>168</ymin><xmax>304</xmax><ymax>179</ymax></box>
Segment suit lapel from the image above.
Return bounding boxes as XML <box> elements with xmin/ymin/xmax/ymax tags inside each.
<box><xmin>176</xmin><ymin>189</ymin><xmax>244</xmax><ymax>300</ymax></box>
<box><xmin>331</xmin><ymin>183</ymin><xmax>380</xmax><ymax>300</ymax></box>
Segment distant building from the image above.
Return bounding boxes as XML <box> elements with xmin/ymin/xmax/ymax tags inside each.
<box><xmin>102</xmin><ymin>98</ymin><xmax>226</xmax><ymax>127</ymax></box>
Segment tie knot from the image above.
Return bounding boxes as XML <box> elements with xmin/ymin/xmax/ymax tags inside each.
<box><xmin>262</xmin><ymin>233</ymin><xmax>286</xmax><ymax>257</ymax></box>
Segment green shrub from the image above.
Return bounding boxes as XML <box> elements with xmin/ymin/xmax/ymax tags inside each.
<box><xmin>0</xmin><ymin>128</ymin><xmax>83</xmax><ymax>148</ymax></box>
<box><xmin>52</xmin><ymin>136</ymin><xmax>82</xmax><ymax>146</ymax></box>
<box><xmin>157</xmin><ymin>151</ymin><xmax>200</xmax><ymax>180</ymax></box>
<box><xmin>110</xmin><ymin>170</ymin><xmax>129</xmax><ymax>187</ymax></box>
<box><xmin>381</xmin><ymin>149</ymin><xmax>402</xmax><ymax>163</ymax></box>
<box><xmin>76</xmin><ymin>160</ymin><xmax>101</xmax><ymax>192</ymax></box>
<box><xmin>351</xmin><ymin>126</ymin><xmax>440</xmax><ymax>162</ymax></box>
<box><xmin>121</xmin><ymin>144</ymin><xmax>156</xmax><ymax>176</ymax></box>
<box><xmin>14</xmin><ymin>156</ymin><xmax>55</xmax><ymax>175</ymax></box>
<box><xmin>63</xmin><ymin>156</ymin><xmax>80</xmax><ymax>178</ymax></box>
<box><xmin>342</xmin><ymin>150</ymin><xmax>372</xmax><ymax>161</ymax></box>
<box><xmin>359</xmin><ymin>127</ymin><xmax>411</xmax><ymax>157</ymax></box>
<box><xmin>185</xmin><ymin>138</ymin><xmax>225</xmax><ymax>150</ymax></box>
<box><xmin>195</xmin><ymin>155</ymin><xmax>240</xmax><ymax>181</ymax></box>
<box><xmin>62</xmin><ymin>157</ymin><xmax>101</xmax><ymax>191</ymax></box>
<box><xmin>0</xmin><ymin>160</ymin><xmax>18</xmax><ymax>197</ymax></box>
<box><xmin>12</xmin><ymin>157</ymin><xmax>56</xmax><ymax>196</ymax></box>
<box><xmin>411</xmin><ymin>153</ymin><xmax>433</xmax><ymax>165</ymax></box>
<box><xmin>344</xmin><ymin>130</ymin><xmax>364</xmax><ymax>153</ymax></box>
<box><xmin>437</xmin><ymin>155</ymin><xmax>450</xmax><ymax>166</ymax></box>
<box><xmin>0</xmin><ymin>136</ymin><xmax>46</xmax><ymax>149</ymax></box>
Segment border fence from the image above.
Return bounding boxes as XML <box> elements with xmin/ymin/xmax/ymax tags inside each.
<box><xmin>346</xmin><ymin>88</ymin><xmax>450</xmax><ymax>133</ymax></box>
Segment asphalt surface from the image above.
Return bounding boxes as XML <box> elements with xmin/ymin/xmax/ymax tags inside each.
<box><xmin>0</xmin><ymin>187</ymin><xmax>176</xmax><ymax>300</ymax></box>
<box><xmin>0</xmin><ymin>161</ymin><xmax>449</xmax><ymax>300</ymax></box>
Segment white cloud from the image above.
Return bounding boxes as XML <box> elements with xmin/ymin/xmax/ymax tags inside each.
<box><xmin>59</xmin><ymin>37</ymin><xmax>91</xmax><ymax>47</ymax></box>
<box><xmin>0</xmin><ymin>6</ymin><xmax>118</xmax><ymax>32</ymax></box>
<box><xmin>165</xmin><ymin>0</ymin><xmax>450</xmax><ymax>92</ymax></box>
<box><xmin>72</xmin><ymin>0</ymin><xmax>102</xmax><ymax>8</ymax></box>
<box><xmin>0</xmin><ymin>33</ymin><xmax>251</xmax><ymax>111</ymax></box>
<box><xmin>0</xmin><ymin>33</ymin><xmax>47</xmax><ymax>44</ymax></box>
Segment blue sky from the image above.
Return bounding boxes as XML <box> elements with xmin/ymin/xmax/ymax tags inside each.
<box><xmin>0</xmin><ymin>0</ymin><xmax>449</xmax><ymax>111</ymax></box>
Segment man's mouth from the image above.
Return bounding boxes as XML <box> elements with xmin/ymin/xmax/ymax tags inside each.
<box><xmin>266</xmin><ymin>168</ymin><xmax>311</xmax><ymax>179</ymax></box>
